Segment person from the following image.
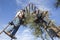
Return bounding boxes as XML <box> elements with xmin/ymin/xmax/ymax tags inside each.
<box><xmin>3</xmin><ymin>10</ymin><xmax>24</xmax><ymax>39</ymax></box>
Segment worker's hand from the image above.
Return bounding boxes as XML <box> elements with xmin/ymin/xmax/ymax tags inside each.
<box><xmin>18</xmin><ymin>10</ymin><xmax>24</xmax><ymax>18</ymax></box>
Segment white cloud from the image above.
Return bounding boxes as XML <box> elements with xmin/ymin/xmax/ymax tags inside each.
<box><xmin>0</xmin><ymin>33</ymin><xmax>10</xmax><ymax>40</ymax></box>
<box><xmin>16</xmin><ymin>28</ymin><xmax>34</xmax><ymax>40</ymax></box>
<box><xmin>16</xmin><ymin>0</ymin><xmax>29</xmax><ymax>8</ymax></box>
<box><xmin>0</xmin><ymin>28</ymin><xmax>34</xmax><ymax>40</ymax></box>
<box><xmin>15</xmin><ymin>0</ymin><xmax>51</xmax><ymax>11</ymax></box>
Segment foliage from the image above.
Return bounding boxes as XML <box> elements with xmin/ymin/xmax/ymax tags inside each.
<box><xmin>21</xmin><ymin>3</ymin><xmax>60</xmax><ymax>40</ymax></box>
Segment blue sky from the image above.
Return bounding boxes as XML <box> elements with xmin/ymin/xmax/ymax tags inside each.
<box><xmin>0</xmin><ymin>0</ymin><xmax>60</xmax><ymax>40</ymax></box>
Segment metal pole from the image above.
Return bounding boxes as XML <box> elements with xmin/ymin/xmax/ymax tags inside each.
<box><xmin>0</xmin><ymin>24</ymin><xmax>9</xmax><ymax>34</ymax></box>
